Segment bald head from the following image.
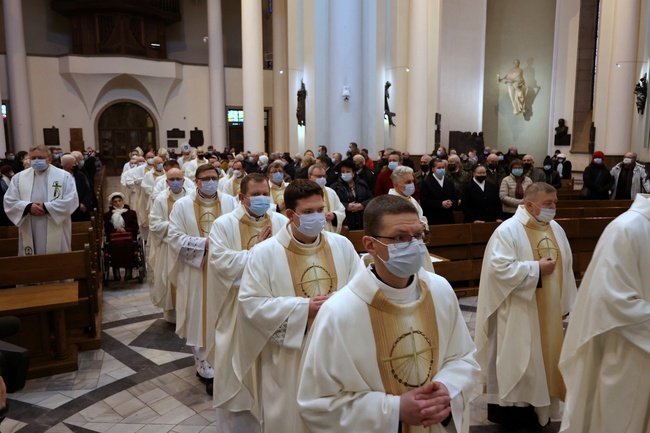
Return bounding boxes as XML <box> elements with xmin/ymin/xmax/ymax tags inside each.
<box><xmin>153</xmin><ymin>156</ymin><xmax>163</xmax><ymax>165</ymax></box>
<box><xmin>486</xmin><ymin>153</ymin><xmax>499</xmax><ymax>164</ymax></box>
<box><xmin>61</xmin><ymin>154</ymin><xmax>77</xmax><ymax>170</ymax></box>
<box><xmin>166</xmin><ymin>168</ymin><xmax>183</xmax><ymax>181</ymax></box>
<box><xmin>71</xmin><ymin>151</ymin><xmax>84</xmax><ymax>162</ymax></box>
<box><xmin>353</xmin><ymin>154</ymin><xmax>365</xmax><ymax>165</ymax></box>
<box><xmin>448</xmin><ymin>155</ymin><xmax>460</xmax><ymax>164</ymax></box>
<box><xmin>522</xmin><ymin>155</ymin><xmax>535</xmax><ymax>165</ymax></box>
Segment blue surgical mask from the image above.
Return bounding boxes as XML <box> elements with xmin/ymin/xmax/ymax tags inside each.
<box><xmin>31</xmin><ymin>159</ymin><xmax>48</xmax><ymax>172</ymax></box>
<box><xmin>435</xmin><ymin>169</ymin><xmax>446</xmax><ymax>178</ymax></box>
<box><xmin>532</xmin><ymin>202</ymin><xmax>556</xmax><ymax>223</ymax></box>
<box><xmin>293</xmin><ymin>212</ymin><xmax>326</xmax><ymax>238</ymax></box>
<box><xmin>341</xmin><ymin>173</ymin><xmax>353</xmax><ymax>182</ymax></box>
<box><xmin>403</xmin><ymin>183</ymin><xmax>415</xmax><ymax>196</ymax></box>
<box><xmin>248</xmin><ymin>156</ymin><xmax>254</xmax><ymax>163</ymax></box>
<box><xmin>375</xmin><ymin>239</ymin><xmax>427</xmax><ymax>278</ymax></box>
<box><xmin>233</xmin><ymin>170</ymin><xmax>243</xmax><ymax>178</ymax></box>
<box><xmin>200</xmin><ymin>179</ymin><xmax>219</xmax><ymax>196</ymax></box>
<box><xmin>315</xmin><ymin>177</ymin><xmax>327</xmax><ymax>188</ymax></box>
<box><xmin>248</xmin><ymin>196</ymin><xmax>270</xmax><ymax>216</ymax></box>
<box><xmin>543</xmin><ymin>165</ymin><xmax>552</xmax><ymax>171</ymax></box>
<box><xmin>498</xmin><ymin>155</ymin><xmax>504</xmax><ymax>161</ymax></box>
<box><xmin>388</xmin><ymin>161</ymin><xmax>399</xmax><ymax>171</ymax></box>
<box><xmin>55</xmin><ymin>153</ymin><xmax>62</xmax><ymax>159</ymax></box>
<box><xmin>512</xmin><ymin>168</ymin><xmax>524</xmax><ymax>177</ymax></box>
<box><xmin>436</xmin><ymin>151</ymin><xmax>442</xmax><ymax>156</ymax></box>
<box><xmin>272</xmin><ymin>172</ymin><xmax>284</xmax><ymax>183</ymax></box>
<box><xmin>156</xmin><ymin>164</ymin><xmax>163</xmax><ymax>171</ymax></box>
<box><xmin>593</xmin><ymin>158</ymin><xmax>602</xmax><ymax>164</ymax></box>
<box><xmin>169</xmin><ymin>180</ymin><xmax>183</xmax><ymax>194</ymax></box>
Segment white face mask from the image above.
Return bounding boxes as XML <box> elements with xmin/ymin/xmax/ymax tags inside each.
<box><xmin>292</xmin><ymin>212</ymin><xmax>326</xmax><ymax>238</ymax></box>
<box><xmin>314</xmin><ymin>177</ymin><xmax>327</xmax><ymax>188</ymax></box>
<box><xmin>403</xmin><ymin>183</ymin><xmax>415</xmax><ymax>197</ymax></box>
<box><xmin>623</xmin><ymin>158</ymin><xmax>633</xmax><ymax>165</ymax></box>
<box><xmin>532</xmin><ymin>202</ymin><xmax>555</xmax><ymax>223</ymax></box>
<box><xmin>374</xmin><ymin>238</ymin><xmax>427</xmax><ymax>278</ymax></box>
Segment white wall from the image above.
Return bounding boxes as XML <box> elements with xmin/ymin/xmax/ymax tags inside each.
<box><xmin>438</xmin><ymin>0</ymin><xmax>487</xmax><ymax>149</ymax></box>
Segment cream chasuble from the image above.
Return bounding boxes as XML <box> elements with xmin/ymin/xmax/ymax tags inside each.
<box><xmin>140</xmin><ymin>168</ymin><xmax>164</xmax><ymax>227</ymax></box>
<box><xmin>208</xmin><ymin>205</ymin><xmax>288</xmax><ymax>417</ymax></box>
<box><xmin>3</xmin><ymin>166</ymin><xmax>79</xmax><ymax>256</ymax></box>
<box><xmin>322</xmin><ymin>186</ymin><xmax>345</xmax><ymax>234</ymax></box>
<box><xmin>222</xmin><ymin>176</ymin><xmax>242</xmax><ymax>198</ymax></box>
<box><xmin>149</xmin><ymin>188</ymin><xmax>187</xmax><ymax>311</ymax></box>
<box><xmin>235</xmin><ymin>224</ymin><xmax>363</xmax><ymax>433</ymax></box>
<box><xmin>475</xmin><ymin>205</ymin><xmax>576</xmax><ymax>416</ymax></box>
<box><xmin>168</xmin><ymin>190</ymin><xmax>237</xmax><ymax>346</ymax></box>
<box><xmin>268</xmin><ymin>180</ymin><xmax>287</xmax><ymax>214</ymax></box>
<box><xmin>298</xmin><ymin>267</ymin><xmax>480</xmax><ymax>433</ymax></box>
<box><xmin>560</xmin><ymin>194</ymin><xmax>650</xmax><ymax>433</ymax></box>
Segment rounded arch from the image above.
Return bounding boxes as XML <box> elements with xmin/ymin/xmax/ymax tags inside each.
<box><xmin>95</xmin><ymin>100</ymin><xmax>159</xmax><ymax>176</ymax></box>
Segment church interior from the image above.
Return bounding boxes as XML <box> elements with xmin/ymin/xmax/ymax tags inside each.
<box><xmin>0</xmin><ymin>0</ymin><xmax>649</xmax><ymax>432</ymax></box>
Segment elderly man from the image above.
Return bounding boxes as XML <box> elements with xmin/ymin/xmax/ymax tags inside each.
<box><xmin>121</xmin><ymin>156</ymin><xmax>144</xmax><ymax>206</ymax></box>
<box><xmin>559</xmin><ymin>193</ymin><xmax>650</xmax><ymax>433</ymax></box>
<box><xmin>61</xmin><ymin>154</ymin><xmax>93</xmax><ymax>222</ymax></box>
<box><xmin>375</xmin><ymin>151</ymin><xmax>403</xmax><ymax>197</ymax></box>
<box><xmin>267</xmin><ymin>161</ymin><xmax>288</xmax><ymax>213</ymax></box>
<box><xmin>208</xmin><ymin>174</ymin><xmax>289</xmax><ymax>408</ymax></box>
<box><xmin>149</xmin><ymin>168</ymin><xmax>191</xmax><ymax>324</ymax></box>
<box><xmin>308</xmin><ymin>164</ymin><xmax>345</xmax><ymax>233</ymax></box>
<box><xmin>234</xmin><ymin>180</ymin><xmax>362</xmax><ymax>433</ymax></box>
<box><xmin>522</xmin><ymin>154</ymin><xmax>546</xmax><ymax>182</ymax></box>
<box><xmin>151</xmin><ymin>159</ymin><xmax>195</xmax><ymax>203</ymax></box>
<box><xmin>3</xmin><ymin>145</ymin><xmax>78</xmax><ymax>255</ymax></box>
<box><xmin>447</xmin><ymin>155</ymin><xmax>471</xmax><ymax>199</ymax></box>
<box><xmin>352</xmin><ymin>154</ymin><xmax>376</xmax><ymax>192</ymax></box>
<box><xmin>298</xmin><ymin>195</ymin><xmax>480</xmax><ymax>433</ymax></box>
<box><xmin>125</xmin><ymin>151</ymin><xmax>155</xmax><ymax>239</ymax></box>
<box><xmin>140</xmin><ymin>156</ymin><xmax>166</xmax><ymax>228</ymax></box>
<box><xmin>389</xmin><ymin>165</ymin><xmax>427</xmax><ymax>227</ymax></box>
<box><xmin>168</xmin><ymin>163</ymin><xmax>238</xmax><ymax>383</ymax></box>
<box><xmin>475</xmin><ymin>182</ymin><xmax>577</xmax><ymax>429</ymax></box>
<box><xmin>485</xmin><ymin>153</ymin><xmax>507</xmax><ymax>187</ymax></box>
<box><xmin>610</xmin><ymin>152</ymin><xmax>650</xmax><ymax>199</ymax></box>
<box><xmin>221</xmin><ymin>159</ymin><xmax>247</xmax><ymax>197</ymax></box>
<box><xmin>183</xmin><ymin>147</ymin><xmax>209</xmax><ymax>181</ymax></box>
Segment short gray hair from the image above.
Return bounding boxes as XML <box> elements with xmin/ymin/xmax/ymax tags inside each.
<box><xmin>391</xmin><ymin>165</ymin><xmax>414</xmax><ymax>184</ymax></box>
<box><xmin>308</xmin><ymin>163</ymin><xmax>326</xmax><ymax>176</ymax></box>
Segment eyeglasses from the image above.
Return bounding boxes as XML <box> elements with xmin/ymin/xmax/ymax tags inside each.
<box><xmin>371</xmin><ymin>230</ymin><xmax>431</xmax><ymax>247</ymax></box>
<box><xmin>197</xmin><ymin>176</ymin><xmax>219</xmax><ymax>181</ymax></box>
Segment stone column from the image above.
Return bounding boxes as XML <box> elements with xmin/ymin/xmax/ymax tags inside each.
<box><xmin>207</xmin><ymin>0</ymin><xmax>227</xmax><ymax>152</ymax></box>
<box><xmin>241</xmin><ymin>0</ymin><xmax>265</xmax><ymax>153</ymax></box>
<box><xmin>406</xmin><ymin>0</ymin><xmax>429</xmax><ymax>155</ymax></box>
<box><xmin>3</xmin><ymin>0</ymin><xmax>34</xmax><ymax>152</ymax></box>
<box><xmin>272</xmin><ymin>0</ymin><xmax>288</xmax><ymax>153</ymax></box>
<box><xmin>602</xmin><ymin>0</ymin><xmax>642</xmax><ymax>155</ymax></box>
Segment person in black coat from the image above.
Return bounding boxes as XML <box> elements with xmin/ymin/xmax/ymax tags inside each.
<box><xmin>541</xmin><ymin>156</ymin><xmax>562</xmax><ymax>190</ymax></box>
<box><xmin>553</xmin><ymin>153</ymin><xmax>573</xmax><ymax>180</ymax></box>
<box><xmin>420</xmin><ymin>159</ymin><xmax>459</xmax><ymax>225</ymax></box>
<box><xmin>331</xmin><ymin>160</ymin><xmax>373</xmax><ymax>230</ymax></box>
<box><xmin>462</xmin><ymin>164</ymin><xmax>503</xmax><ymax>223</ymax></box>
<box><xmin>581</xmin><ymin>151</ymin><xmax>613</xmax><ymax>200</ymax></box>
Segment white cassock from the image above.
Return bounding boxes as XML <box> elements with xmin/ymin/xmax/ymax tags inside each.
<box><xmin>183</xmin><ymin>157</ymin><xmax>208</xmax><ymax>181</ymax></box>
<box><xmin>559</xmin><ymin>194</ymin><xmax>650</xmax><ymax>433</ymax></box>
<box><xmin>120</xmin><ymin>164</ymin><xmax>138</xmax><ymax>206</ymax></box>
<box><xmin>3</xmin><ymin>165</ymin><xmax>79</xmax><ymax>256</ymax></box>
<box><xmin>208</xmin><ymin>205</ymin><xmax>289</xmax><ymax>430</ymax></box>
<box><xmin>168</xmin><ymin>190</ymin><xmax>237</xmax><ymax>348</ymax></box>
<box><xmin>389</xmin><ymin>188</ymin><xmax>428</xmax><ymax>225</ymax></box>
<box><xmin>221</xmin><ymin>176</ymin><xmax>244</xmax><ymax>198</ymax></box>
<box><xmin>235</xmin><ymin>224</ymin><xmax>363</xmax><ymax>433</ymax></box>
<box><xmin>475</xmin><ymin>205</ymin><xmax>576</xmax><ymax>423</ymax></box>
<box><xmin>268</xmin><ymin>180</ymin><xmax>288</xmax><ymax>214</ymax></box>
<box><xmin>148</xmin><ymin>186</ymin><xmax>189</xmax><ymax>311</ymax></box>
<box><xmin>321</xmin><ymin>185</ymin><xmax>345</xmax><ymax>234</ymax></box>
<box><xmin>151</xmin><ymin>175</ymin><xmax>195</xmax><ymax>204</ymax></box>
<box><xmin>140</xmin><ymin>168</ymin><xmax>166</xmax><ymax>228</ymax></box>
<box><xmin>298</xmin><ymin>267</ymin><xmax>480</xmax><ymax>433</ymax></box>
<box><xmin>126</xmin><ymin>164</ymin><xmax>154</xmax><ymax>232</ymax></box>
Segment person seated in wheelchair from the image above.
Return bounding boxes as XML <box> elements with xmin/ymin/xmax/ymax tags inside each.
<box><xmin>104</xmin><ymin>192</ymin><xmax>139</xmax><ymax>281</ymax></box>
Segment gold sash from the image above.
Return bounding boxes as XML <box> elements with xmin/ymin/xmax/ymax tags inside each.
<box><xmin>270</xmin><ymin>182</ymin><xmax>286</xmax><ymax>205</ymax></box>
<box><xmin>367</xmin><ymin>280</ymin><xmax>439</xmax><ymax>433</ymax></box>
<box><xmin>233</xmin><ymin>179</ymin><xmax>241</xmax><ymax>196</ymax></box>
<box><xmin>523</xmin><ymin>219</ymin><xmax>566</xmax><ymax>400</ymax></box>
<box><xmin>284</xmin><ymin>234</ymin><xmax>337</xmax><ymax>298</ymax></box>
<box><xmin>193</xmin><ymin>196</ymin><xmax>221</xmax><ymax>347</ymax></box>
<box><xmin>238</xmin><ymin>213</ymin><xmax>271</xmax><ymax>250</ymax></box>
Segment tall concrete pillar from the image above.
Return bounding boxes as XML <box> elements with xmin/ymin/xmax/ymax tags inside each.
<box><xmin>207</xmin><ymin>0</ymin><xmax>227</xmax><ymax>151</ymax></box>
<box><xmin>241</xmin><ymin>0</ymin><xmax>265</xmax><ymax>152</ymax></box>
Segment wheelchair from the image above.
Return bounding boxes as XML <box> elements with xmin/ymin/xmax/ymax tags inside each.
<box><xmin>102</xmin><ymin>231</ymin><xmax>147</xmax><ymax>284</ymax></box>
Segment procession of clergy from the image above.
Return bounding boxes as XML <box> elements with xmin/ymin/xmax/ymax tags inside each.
<box><xmin>3</xmin><ymin>143</ymin><xmax>649</xmax><ymax>433</ymax></box>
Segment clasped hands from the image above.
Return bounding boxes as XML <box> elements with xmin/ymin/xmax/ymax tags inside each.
<box><xmin>400</xmin><ymin>381</ymin><xmax>451</xmax><ymax>427</ymax></box>
<box><xmin>30</xmin><ymin>202</ymin><xmax>46</xmax><ymax>216</ymax></box>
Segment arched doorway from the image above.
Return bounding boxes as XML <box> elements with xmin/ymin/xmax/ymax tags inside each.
<box><xmin>97</xmin><ymin>102</ymin><xmax>157</xmax><ymax>176</ymax></box>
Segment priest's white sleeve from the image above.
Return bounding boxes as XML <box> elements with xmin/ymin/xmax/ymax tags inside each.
<box><xmin>488</xmin><ymin>228</ymin><xmax>539</xmax><ymax>301</ymax></box>
<box><xmin>3</xmin><ymin>174</ymin><xmax>31</xmax><ymax>226</ymax></box>
<box><xmin>44</xmin><ymin>172</ymin><xmax>79</xmax><ymax>225</ymax></box>
<box><xmin>168</xmin><ymin>200</ymin><xmax>206</xmax><ymax>269</ymax></box>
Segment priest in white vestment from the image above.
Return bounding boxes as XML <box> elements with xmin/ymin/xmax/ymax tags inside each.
<box><xmin>475</xmin><ymin>182</ymin><xmax>577</xmax><ymax>428</ymax></box>
<box><xmin>140</xmin><ymin>156</ymin><xmax>166</xmax><ymax>239</ymax></box>
<box><xmin>148</xmin><ymin>168</ymin><xmax>190</xmax><ymax>323</ymax></box>
<box><xmin>559</xmin><ymin>193</ymin><xmax>650</xmax><ymax>433</ymax></box>
<box><xmin>183</xmin><ymin>147</ymin><xmax>209</xmax><ymax>181</ymax></box>
<box><xmin>208</xmin><ymin>174</ymin><xmax>289</xmax><ymax>421</ymax></box>
<box><xmin>221</xmin><ymin>160</ymin><xmax>246</xmax><ymax>198</ymax></box>
<box><xmin>389</xmin><ymin>165</ymin><xmax>428</xmax><ymax>226</ymax></box>
<box><xmin>267</xmin><ymin>161</ymin><xmax>289</xmax><ymax>214</ymax></box>
<box><xmin>3</xmin><ymin>145</ymin><xmax>79</xmax><ymax>256</ymax></box>
<box><xmin>168</xmin><ymin>163</ymin><xmax>237</xmax><ymax>380</ymax></box>
<box><xmin>235</xmin><ymin>179</ymin><xmax>363</xmax><ymax>433</ymax></box>
<box><xmin>121</xmin><ymin>157</ymin><xmax>143</xmax><ymax>207</ymax></box>
<box><xmin>298</xmin><ymin>194</ymin><xmax>479</xmax><ymax>433</ymax></box>
<box><xmin>126</xmin><ymin>151</ymin><xmax>155</xmax><ymax>240</ymax></box>
<box><xmin>308</xmin><ymin>164</ymin><xmax>345</xmax><ymax>233</ymax></box>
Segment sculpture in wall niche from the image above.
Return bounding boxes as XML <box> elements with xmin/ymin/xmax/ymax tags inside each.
<box><xmin>554</xmin><ymin>118</ymin><xmax>571</xmax><ymax>147</ymax></box>
<box><xmin>384</xmin><ymin>81</ymin><xmax>396</xmax><ymax>126</ymax></box>
<box><xmin>498</xmin><ymin>59</ymin><xmax>527</xmax><ymax>115</ymax></box>
<box><xmin>297</xmin><ymin>81</ymin><xmax>307</xmax><ymax>126</ymax></box>
<box><xmin>635</xmin><ymin>73</ymin><xmax>647</xmax><ymax>115</ymax></box>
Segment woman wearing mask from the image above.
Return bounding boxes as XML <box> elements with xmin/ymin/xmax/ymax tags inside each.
<box><xmin>542</xmin><ymin>155</ymin><xmax>563</xmax><ymax>190</ymax></box>
<box><xmin>420</xmin><ymin>159</ymin><xmax>458</xmax><ymax>225</ymax></box>
<box><xmin>462</xmin><ymin>165</ymin><xmax>503</xmax><ymax>223</ymax></box>
<box><xmin>581</xmin><ymin>151</ymin><xmax>613</xmax><ymax>200</ymax></box>
<box><xmin>331</xmin><ymin>160</ymin><xmax>373</xmax><ymax>230</ymax></box>
<box><xmin>499</xmin><ymin>159</ymin><xmax>533</xmax><ymax>219</ymax></box>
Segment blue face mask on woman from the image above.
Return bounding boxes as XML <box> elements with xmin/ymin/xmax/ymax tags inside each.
<box><xmin>511</xmin><ymin>168</ymin><xmax>524</xmax><ymax>177</ymax></box>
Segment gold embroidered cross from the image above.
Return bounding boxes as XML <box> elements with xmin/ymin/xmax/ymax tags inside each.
<box><xmin>535</xmin><ymin>236</ymin><xmax>558</xmax><ymax>260</ymax></box>
<box><xmin>52</xmin><ymin>181</ymin><xmax>62</xmax><ymax>199</ymax></box>
<box><xmin>299</xmin><ymin>263</ymin><xmax>334</xmax><ymax>297</ymax></box>
<box><xmin>382</xmin><ymin>327</ymin><xmax>436</xmax><ymax>387</ymax></box>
